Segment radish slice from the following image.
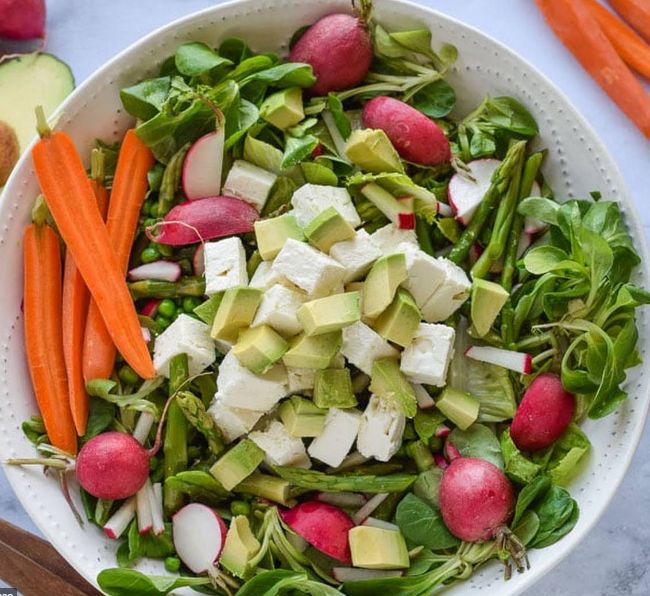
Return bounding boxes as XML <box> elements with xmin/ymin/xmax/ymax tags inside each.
<box><xmin>361</xmin><ymin>183</ymin><xmax>414</xmax><ymax>230</ymax></box>
<box><xmin>448</xmin><ymin>159</ymin><xmax>501</xmax><ymax>225</ymax></box>
<box><xmin>136</xmin><ymin>483</ymin><xmax>153</xmax><ymax>535</ymax></box>
<box><xmin>133</xmin><ymin>412</ymin><xmax>154</xmax><ymax>445</ymax></box>
<box><xmin>128</xmin><ymin>261</ymin><xmax>181</xmax><ymax>282</ymax></box>
<box><xmin>398</xmin><ymin>212</ymin><xmax>416</xmax><ymax>230</ymax></box>
<box><xmin>141</xmin><ymin>327</ymin><xmax>152</xmax><ymax>344</ymax></box>
<box><xmin>193</xmin><ymin>244</ymin><xmax>205</xmax><ymax>276</ymax></box>
<box><xmin>517</xmin><ymin>233</ymin><xmax>534</xmax><ymax>258</ymax></box>
<box><xmin>352</xmin><ymin>493</ymin><xmax>389</xmax><ymax>525</ymax></box>
<box><xmin>444</xmin><ymin>441</ymin><xmax>461</xmax><ymax>462</ymax></box>
<box><xmin>103</xmin><ymin>497</ymin><xmax>136</xmax><ymax>540</ymax></box>
<box><xmin>437</xmin><ymin>202</ymin><xmax>452</xmax><ymax>217</ymax></box>
<box><xmin>183</xmin><ymin>130</ymin><xmax>225</xmax><ymax>200</ymax></box>
<box><xmin>362</xmin><ymin>517</ymin><xmax>400</xmax><ymax>532</ymax></box>
<box><xmin>140</xmin><ymin>299</ymin><xmax>160</xmax><ymax>318</ymax></box>
<box><xmin>332</xmin><ymin>568</ymin><xmax>403</xmax><ymax>582</ymax></box>
<box><xmin>465</xmin><ymin>345</ymin><xmax>532</xmax><ymax>374</ymax></box>
<box><xmin>172</xmin><ymin>503</ymin><xmax>227</xmax><ymax>574</ymax></box>
<box><xmin>523</xmin><ymin>182</ymin><xmax>545</xmax><ymax>234</ymax></box>
<box><xmin>149</xmin><ymin>482</ymin><xmax>165</xmax><ymax>536</ymax></box>
<box><xmin>317</xmin><ymin>492</ymin><xmax>367</xmax><ymax>508</ymax></box>
<box><xmin>413</xmin><ymin>384</ymin><xmax>435</xmax><ymax>409</ymax></box>
<box><xmin>148</xmin><ymin>196</ymin><xmax>259</xmax><ymax>246</ymax></box>
<box><xmin>433</xmin><ymin>454</ymin><xmax>449</xmax><ymax>469</ymax></box>
<box><xmin>435</xmin><ymin>425</ymin><xmax>451</xmax><ymax>438</ymax></box>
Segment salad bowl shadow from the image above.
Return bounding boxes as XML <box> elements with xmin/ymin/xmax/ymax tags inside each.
<box><xmin>1</xmin><ymin>0</ymin><xmax>649</xmax><ymax>593</ymax></box>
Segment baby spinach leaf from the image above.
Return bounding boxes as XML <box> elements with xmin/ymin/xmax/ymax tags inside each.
<box><xmin>245</xmin><ymin>62</ymin><xmax>316</xmax><ymax>88</ymax></box>
<box><xmin>406</xmin><ymin>549</ymin><xmax>449</xmax><ymax>576</ymax></box>
<box><xmin>395</xmin><ymin>493</ymin><xmax>460</xmax><ymax>550</ymax></box>
<box><xmin>282</xmin><ymin>134</ymin><xmax>319</xmax><ymax>169</ymax></box>
<box><xmin>468</xmin><ymin>128</ymin><xmax>496</xmax><ymax>158</ymax></box>
<box><xmin>413</xmin><ymin>409</ymin><xmax>445</xmax><ymax>442</ymax></box>
<box><xmin>513</xmin><ymin>510</ymin><xmax>540</xmax><ymax>546</ymax></box>
<box><xmin>518</xmin><ymin>196</ymin><xmax>560</xmax><ymax>225</ymax></box>
<box><xmin>411</xmin><ymin>79</ymin><xmax>456</xmax><ymax>118</ymax></box>
<box><xmin>235</xmin><ymin>570</ymin><xmax>308</xmax><ymax>596</ymax></box>
<box><xmin>301</xmin><ymin>161</ymin><xmax>338</xmax><ymax>185</ymax></box>
<box><xmin>262</xmin><ymin>176</ymin><xmax>299</xmax><ymax>216</ymax></box>
<box><xmin>229</xmin><ymin>55</ymin><xmax>276</xmax><ymax>81</ymax></box>
<box><xmin>533</xmin><ymin>500</ymin><xmax>579</xmax><ymax>548</ymax></box>
<box><xmin>97</xmin><ymin>568</ymin><xmax>210</xmax><ymax>596</ymax></box>
<box><xmin>218</xmin><ymin>37</ymin><xmax>254</xmax><ymax>64</ymax></box>
<box><xmin>327</xmin><ymin>93</ymin><xmax>352</xmax><ymax>140</ymax></box>
<box><xmin>244</xmin><ymin>134</ymin><xmax>284</xmax><ymax>174</ymax></box>
<box><xmin>523</xmin><ymin>246</ymin><xmax>579</xmax><ymax>275</ymax></box>
<box><xmin>449</xmin><ymin>424</ymin><xmax>504</xmax><ymax>469</ymax></box>
<box><xmin>224</xmin><ymin>98</ymin><xmax>260</xmax><ymax>149</ymax></box>
<box><xmin>513</xmin><ymin>475</ymin><xmax>551</xmax><ymax>525</ymax></box>
<box><xmin>81</xmin><ymin>397</ymin><xmax>116</xmax><ymax>443</ymax></box>
<box><xmin>546</xmin><ymin>424</ymin><xmax>591</xmax><ymax>487</ymax></box>
<box><xmin>484</xmin><ymin>96</ymin><xmax>538</xmax><ymax>137</ymax></box>
<box><xmin>175</xmin><ymin>42</ymin><xmax>232</xmax><ymax>76</ymax></box>
<box><xmin>500</xmin><ymin>429</ymin><xmax>541</xmax><ymax>485</ymax></box>
<box><xmin>86</xmin><ymin>378</ymin><xmax>164</xmax><ymax>416</ymax></box>
<box><xmin>126</xmin><ymin>520</ymin><xmax>175</xmax><ymax>562</ymax></box>
<box><xmin>530</xmin><ymin>486</ymin><xmax>578</xmax><ymax>548</ymax></box>
<box><xmin>120</xmin><ymin>77</ymin><xmax>171</xmax><ymax>120</ymax></box>
<box><xmin>413</xmin><ymin>467</ymin><xmax>444</xmax><ymax>508</ymax></box>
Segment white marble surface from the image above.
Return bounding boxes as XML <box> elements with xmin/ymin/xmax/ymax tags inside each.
<box><xmin>1</xmin><ymin>0</ymin><xmax>649</xmax><ymax>594</ymax></box>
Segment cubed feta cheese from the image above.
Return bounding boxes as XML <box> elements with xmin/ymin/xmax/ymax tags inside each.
<box><xmin>251</xmin><ymin>284</ymin><xmax>306</xmax><ymax>336</ymax></box>
<box><xmin>216</xmin><ymin>351</ymin><xmax>288</xmax><ymax>411</ymax></box>
<box><xmin>249</xmin><ymin>420</ymin><xmax>311</xmax><ymax>468</ymax></box>
<box><xmin>153</xmin><ymin>314</ymin><xmax>216</xmax><ymax>377</ymax></box>
<box><xmin>357</xmin><ymin>395</ymin><xmax>405</xmax><ymax>462</ymax></box>
<box><xmin>286</xmin><ymin>367</ymin><xmax>317</xmax><ymax>394</ymax></box>
<box><xmin>330</xmin><ymin>229</ymin><xmax>382</xmax><ymax>283</ymax></box>
<box><xmin>222</xmin><ymin>160</ymin><xmax>277</xmax><ymax>211</ymax></box>
<box><xmin>400</xmin><ymin>323</ymin><xmax>455</xmax><ymax>386</ymax></box>
<box><xmin>396</xmin><ymin>242</ymin><xmax>446</xmax><ymax>308</ymax></box>
<box><xmin>420</xmin><ymin>259</ymin><xmax>471</xmax><ymax>322</ymax></box>
<box><xmin>208</xmin><ymin>396</ymin><xmax>264</xmax><ymax>443</ymax></box>
<box><xmin>341</xmin><ymin>321</ymin><xmax>399</xmax><ymax>375</ymax></box>
<box><xmin>291</xmin><ymin>184</ymin><xmax>361</xmax><ymax>228</ymax></box>
<box><xmin>204</xmin><ymin>237</ymin><xmax>248</xmax><ymax>296</ymax></box>
<box><xmin>272</xmin><ymin>239</ymin><xmax>346</xmax><ymax>297</ymax></box>
<box><xmin>308</xmin><ymin>407</ymin><xmax>362</xmax><ymax>468</ymax></box>
<box><xmin>249</xmin><ymin>260</ymin><xmax>290</xmax><ymax>290</ymax></box>
<box><xmin>370</xmin><ymin>224</ymin><xmax>418</xmax><ymax>256</ymax></box>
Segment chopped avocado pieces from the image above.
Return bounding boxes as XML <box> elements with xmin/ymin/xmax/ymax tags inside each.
<box><xmin>235</xmin><ymin>472</ymin><xmax>293</xmax><ymax>506</ymax></box>
<box><xmin>363</xmin><ymin>254</ymin><xmax>408</xmax><ymax>319</ymax></box>
<box><xmin>349</xmin><ymin>526</ymin><xmax>410</xmax><ymax>569</ymax></box>
<box><xmin>254</xmin><ymin>214</ymin><xmax>304</xmax><ymax>260</ymax></box>
<box><xmin>297</xmin><ymin>292</ymin><xmax>361</xmax><ymax>336</ymax></box>
<box><xmin>471</xmin><ymin>279</ymin><xmax>510</xmax><ymax>337</ymax></box>
<box><xmin>194</xmin><ymin>293</ymin><xmax>223</xmax><ymax>325</ymax></box>
<box><xmin>435</xmin><ymin>387</ymin><xmax>479</xmax><ymax>430</ymax></box>
<box><xmin>279</xmin><ymin>396</ymin><xmax>327</xmax><ymax>437</ymax></box>
<box><xmin>260</xmin><ymin>87</ymin><xmax>304</xmax><ymax>130</ymax></box>
<box><xmin>220</xmin><ymin>515</ymin><xmax>261</xmax><ymax>578</ymax></box>
<box><xmin>232</xmin><ymin>325</ymin><xmax>289</xmax><ymax>374</ymax></box>
<box><xmin>304</xmin><ymin>206</ymin><xmax>355</xmax><ymax>252</ymax></box>
<box><xmin>211</xmin><ymin>287</ymin><xmax>262</xmax><ymax>342</ymax></box>
<box><xmin>282</xmin><ymin>330</ymin><xmax>342</xmax><ymax>369</ymax></box>
<box><xmin>210</xmin><ymin>439</ymin><xmax>265</xmax><ymax>491</ymax></box>
<box><xmin>370</xmin><ymin>358</ymin><xmax>417</xmax><ymax>418</ymax></box>
<box><xmin>374</xmin><ymin>288</ymin><xmax>420</xmax><ymax>347</ymax></box>
<box><xmin>313</xmin><ymin>368</ymin><xmax>357</xmax><ymax>409</ymax></box>
<box><xmin>345</xmin><ymin>128</ymin><xmax>404</xmax><ymax>174</ymax></box>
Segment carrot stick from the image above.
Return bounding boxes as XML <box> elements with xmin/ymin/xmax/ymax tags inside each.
<box><xmin>24</xmin><ymin>221</ymin><xmax>78</xmax><ymax>455</ymax></box>
<box><xmin>31</xmin><ymin>110</ymin><xmax>155</xmax><ymax>379</ymax></box>
<box><xmin>536</xmin><ymin>0</ymin><xmax>650</xmax><ymax>140</ymax></box>
<box><xmin>586</xmin><ymin>0</ymin><xmax>650</xmax><ymax>79</ymax></box>
<box><xmin>62</xmin><ymin>150</ymin><xmax>109</xmax><ymax>436</ymax></box>
<box><xmin>82</xmin><ymin>130</ymin><xmax>154</xmax><ymax>382</ymax></box>
<box><xmin>609</xmin><ymin>0</ymin><xmax>650</xmax><ymax>43</ymax></box>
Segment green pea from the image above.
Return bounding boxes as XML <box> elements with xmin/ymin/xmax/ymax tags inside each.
<box><xmin>164</xmin><ymin>557</ymin><xmax>181</xmax><ymax>573</ymax></box>
<box><xmin>140</xmin><ymin>201</ymin><xmax>153</xmax><ymax>215</ymax></box>
<box><xmin>118</xmin><ymin>365</ymin><xmax>140</xmax><ymax>386</ymax></box>
<box><xmin>158</xmin><ymin>299</ymin><xmax>177</xmax><ymax>318</ymax></box>
<box><xmin>182</xmin><ymin>297</ymin><xmax>202</xmax><ymax>312</ymax></box>
<box><xmin>155</xmin><ymin>314</ymin><xmax>171</xmax><ymax>329</ymax></box>
<box><xmin>230</xmin><ymin>500</ymin><xmax>251</xmax><ymax>516</ymax></box>
<box><xmin>149</xmin><ymin>203</ymin><xmax>162</xmax><ymax>218</ymax></box>
<box><xmin>141</xmin><ymin>246</ymin><xmax>160</xmax><ymax>263</ymax></box>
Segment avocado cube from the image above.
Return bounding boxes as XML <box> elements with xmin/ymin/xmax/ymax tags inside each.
<box><xmin>210</xmin><ymin>439</ymin><xmax>265</xmax><ymax>491</ymax></box>
<box><xmin>349</xmin><ymin>526</ymin><xmax>410</xmax><ymax>569</ymax></box>
<box><xmin>345</xmin><ymin>128</ymin><xmax>404</xmax><ymax>174</ymax></box>
<box><xmin>363</xmin><ymin>253</ymin><xmax>408</xmax><ymax>319</ymax></box>
<box><xmin>470</xmin><ymin>278</ymin><xmax>509</xmax><ymax>337</ymax></box>
<box><xmin>304</xmin><ymin>206</ymin><xmax>356</xmax><ymax>253</ymax></box>
<box><xmin>370</xmin><ymin>358</ymin><xmax>417</xmax><ymax>418</ymax></box>
<box><xmin>313</xmin><ymin>368</ymin><xmax>357</xmax><ymax>409</ymax></box>
<box><xmin>194</xmin><ymin>292</ymin><xmax>224</xmax><ymax>325</ymax></box>
<box><xmin>373</xmin><ymin>288</ymin><xmax>421</xmax><ymax>347</ymax></box>
<box><xmin>260</xmin><ymin>87</ymin><xmax>304</xmax><ymax>130</ymax></box>
<box><xmin>435</xmin><ymin>387</ymin><xmax>479</xmax><ymax>431</ymax></box>
<box><xmin>254</xmin><ymin>214</ymin><xmax>305</xmax><ymax>261</ymax></box>
<box><xmin>282</xmin><ymin>330</ymin><xmax>342</xmax><ymax>369</ymax></box>
<box><xmin>297</xmin><ymin>292</ymin><xmax>361</xmax><ymax>336</ymax></box>
<box><xmin>279</xmin><ymin>396</ymin><xmax>327</xmax><ymax>437</ymax></box>
<box><xmin>211</xmin><ymin>287</ymin><xmax>262</xmax><ymax>342</ymax></box>
<box><xmin>232</xmin><ymin>325</ymin><xmax>289</xmax><ymax>375</ymax></box>
<box><xmin>220</xmin><ymin>515</ymin><xmax>261</xmax><ymax>578</ymax></box>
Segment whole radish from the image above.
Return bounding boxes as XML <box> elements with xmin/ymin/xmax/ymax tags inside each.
<box><xmin>0</xmin><ymin>0</ymin><xmax>46</xmax><ymax>39</ymax></box>
<box><xmin>289</xmin><ymin>13</ymin><xmax>372</xmax><ymax>95</ymax></box>
<box><xmin>510</xmin><ymin>373</ymin><xmax>575</xmax><ymax>452</ymax></box>
<box><xmin>439</xmin><ymin>457</ymin><xmax>515</xmax><ymax>542</ymax></box>
<box><xmin>362</xmin><ymin>96</ymin><xmax>451</xmax><ymax>166</ymax></box>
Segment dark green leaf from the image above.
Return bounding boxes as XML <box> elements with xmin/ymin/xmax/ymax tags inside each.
<box><xmin>225</xmin><ymin>99</ymin><xmax>260</xmax><ymax>149</ymax></box>
<box><xmin>245</xmin><ymin>63</ymin><xmax>316</xmax><ymax>88</ymax></box>
<box><xmin>97</xmin><ymin>568</ymin><xmax>210</xmax><ymax>596</ymax></box>
<box><xmin>86</xmin><ymin>378</ymin><xmax>164</xmax><ymax>416</ymax></box>
<box><xmin>411</xmin><ymin>80</ymin><xmax>456</xmax><ymax>118</ymax></box>
<box><xmin>413</xmin><ymin>409</ymin><xmax>445</xmax><ymax>442</ymax></box>
<box><xmin>395</xmin><ymin>494</ymin><xmax>460</xmax><ymax>550</ymax></box>
<box><xmin>449</xmin><ymin>424</ymin><xmax>504</xmax><ymax>469</ymax></box>
<box><xmin>282</xmin><ymin>134</ymin><xmax>318</xmax><ymax>169</ymax></box>
<box><xmin>218</xmin><ymin>37</ymin><xmax>253</xmax><ymax>64</ymax></box>
<box><xmin>175</xmin><ymin>42</ymin><xmax>232</xmax><ymax>76</ymax></box>
<box><xmin>127</xmin><ymin>520</ymin><xmax>175</xmax><ymax>562</ymax></box>
<box><xmin>327</xmin><ymin>94</ymin><xmax>352</xmax><ymax>139</ymax></box>
<box><xmin>532</xmin><ymin>499</ymin><xmax>579</xmax><ymax>548</ymax></box>
<box><xmin>513</xmin><ymin>510</ymin><xmax>540</xmax><ymax>546</ymax></box>
<box><xmin>468</xmin><ymin>128</ymin><xmax>496</xmax><ymax>158</ymax></box>
<box><xmin>513</xmin><ymin>475</ymin><xmax>551</xmax><ymax>525</ymax></box>
<box><xmin>81</xmin><ymin>397</ymin><xmax>116</xmax><ymax>443</ymax></box>
<box><xmin>262</xmin><ymin>176</ymin><xmax>299</xmax><ymax>216</ymax></box>
<box><xmin>120</xmin><ymin>77</ymin><xmax>171</xmax><ymax>120</ymax></box>
<box><xmin>235</xmin><ymin>570</ymin><xmax>308</xmax><ymax>596</ymax></box>
<box><xmin>530</xmin><ymin>485</ymin><xmax>576</xmax><ymax>548</ymax></box>
<box><xmin>484</xmin><ymin>96</ymin><xmax>538</xmax><ymax>137</ymax></box>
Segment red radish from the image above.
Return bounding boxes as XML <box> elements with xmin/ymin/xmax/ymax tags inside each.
<box><xmin>103</xmin><ymin>497</ymin><xmax>137</xmax><ymax>540</ymax></box>
<box><xmin>397</xmin><ymin>196</ymin><xmax>416</xmax><ymax>230</ymax></box>
<box><xmin>150</xmin><ymin>482</ymin><xmax>165</xmax><ymax>536</ymax></box>
<box><xmin>352</xmin><ymin>492</ymin><xmax>389</xmax><ymax>524</ymax></box>
<box><xmin>362</xmin><ymin>96</ymin><xmax>451</xmax><ymax>166</ymax></box>
<box><xmin>465</xmin><ymin>345</ymin><xmax>532</xmax><ymax>374</ymax></box>
<box><xmin>0</xmin><ymin>0</ymin><xmax>45</xmax><ymax>39</ymax></box>
<box><xmin>193</xmin><ymin>244</ymin><xmax>205</xmax><ymax>276</ymax></box>
<box><xmin>439</xmin><ymin>457</ymin><xmax>515</xmax><ymax>542</ymax></box>
<box><xmin>511</xmin><ymin>373</ymin><xmax>575</xmax><ymax>452</ymax></box>
<box><xmin>128</xmin><ymin>261</ymin><xmax>181</xmax><ymax>282</ymax></box>
<box><xmin>316</xmin><ymin>492</ymin><xmax>367</xmax><ymax>508</ymax></box>
<box><xmin>147</xmin><ymin>196</ymin><xmax>258</xmax><ymax>245</ymax></box>
<box><xmin>136</xmin><ymin>483</ymin><xmax>153</xmax><ymax>535</ymax></box>
<box><xmin>140</xmin><ymin>299</ymin><xmax>160</xmax><ymax>318</ymax></box>
<box><xmin>332</xmin><ymin>568</ymin><xmax>403</xmax><ymax>582</ymax></box>
<box><xmin>443</xmin><ymin>441</ymin><xmax>461</xmax><ymax>462</ymax></box>
<box><xmin>172</xmin><ymin>503</ymin><xmax>227</xmax><ymax>574</ymax></box>
<box><xmin>182</xmin><ymin>130</ymin><xmax>224</xmax><ymax>200</ymax></box>
<box><xmin>141</xmin><ymin>327</ymin><xmax>152</xmax><ymax>344</ymax></box>
<box><xmin>448</xmin><ymin>159</ymin><xmax>501</xmax><ymax>225</ymax></box>
<box><xmin>434</xmin><ymin>454</ymin><xmax>449</xmax><ymax>469</ymax></box>
<box><xmin>437</xmin><ymin>202</ymin><xmax>453</xmax><ymax>217</ymax></box>
<box><xmin>362</xmin><ymin>517</ymin><xmax>400</xmax><ymax>532</ymax></box>
<box><xmin>413</xmin><ymin>384</ymin><xmax>435</xmax><ymax>409</ymax></box>
<box><xmin>435</xmin><ymin>425</ymin><xmax>451</xmax><ymax>438</ymax></box>
<box><xmin>289</xmin><ymin>13</ymin><xmax>372</xmax><ymax>95</ymax></box>
<box><xmin>280</xmin><ymin>501</ymin><xmax>355</xmax><ymax>563</ymax></box>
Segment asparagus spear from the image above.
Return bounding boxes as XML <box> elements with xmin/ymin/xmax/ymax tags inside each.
<box><xmin>273</xmin><ymin>467</ymin><xmax>417</xmax><ymax>493</ymax></box>
<box><xmin>165</xmin><ymin>471</ymin><xmax>230</xmax><ymax>504</ymax></box>
<box><xmin>128</xmin><ymin>277</ymin><xmax>206</xmax><ymax>299</ymax></box>
<box><xmin>175</xmin><ymin>391</ymin><xmax>225</xmax><ymax>456</ymax></box>
<box><xmin>157</xmin><ymin>143</ymin><xmax>190</xmax><ymax>215</ymax></box>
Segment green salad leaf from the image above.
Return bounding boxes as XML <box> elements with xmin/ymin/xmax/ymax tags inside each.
<box><xmin>395</xmin><ymin>493</ymin><xmax>460</xmax><ymax>550</ymax></box>
<box><xmin>175</xmin><ymin>41</ymin><xmax>232</xmax><ymax>76</ymax></box>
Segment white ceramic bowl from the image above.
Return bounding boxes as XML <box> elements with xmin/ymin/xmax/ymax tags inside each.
<box><xmin>1</xmin><ymin>0</ymin><xmax>649</xmax><ymax>593</ymax></box>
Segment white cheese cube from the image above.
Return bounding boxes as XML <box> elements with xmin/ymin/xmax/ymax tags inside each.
<box><xmin>308</xmin><ymin>407</ymin><xmax>362</xmax><ymax>468</ymax></box>
<box><xmin>223</xmin><ymin>160</ymin><xmax>277</xmax><ymax>211</ymax></box>
<box><xmin>153</xmin><ymin>314</ymin><xmax>216</xmax><ymax>377</ymax></box>
<box><xmin>420</xmin><ymin>258</ymin><xmax>471</xmax><ymax>322</ymax></box>
<box><xmin>286</xmin><ymin>367</ymin><xmax>317</xmax><ymax>394</ymax></box>
<box><xmin>249</xmin><ymin>260</ymin><xmax>289</xmax><ymax>290</ymax></box>
<box><xmin>204</xmin><ymin>237</ymin><xmax>248</xmax><ymax>296</ymax></box>
<box><xmin>370</xmin><ymin>224</ymin><xmax>418</xmax><ymax>257</ymax></box>
<box><xmin>396</xmin><ymin>242</ymin><xmax>447</xmax><ymax>308</ymax></box>
<box><xmin>249</xmin><ymin>420</ymin><xmax>310</xmax><ymax>468</ymax></box>
<box><xmin>400</xmin><ymin>323</ymin><xmax>455</xmax><ymax>386</ymax></box>
<box><xmin>208</xmin><ymin>396</ymin><xmax>264</xmax><ymax>443</ymax></box>
<box><xmin>291</xmin><ymin>184</ymin><xmax>361</xmax><ymax>228</ymax></box>
<box><xmin>272</xmin><ymin>239</ymin><xmax>346</xmax><ymax>297</ymax></box>
<box><xmin>330</xmin><ymin>229</ymin><xmax>382</xmax><ymax>283</ymax></box>
<box><xmin>214</xmin><ymin>338</ymin><xmax>233</xmax><ymax>355</ymax></box>
<box><xmin>251</xmin><ymin>284</ymin><xmax>306</xmax><ymax>336</ymax></box>
<box><xmin>341</xmin><ymin>321</ymin><xmax>399</xmax><ymax>375</ymax></box>
<box><xmin>216</xmin><ymin>351</ymin><xmax>288</xmax><ymax>411</ymax></box>
<box><xmin>357</xmin><ymin>395</ymin><xmax>405</xmax><ymax>462</ymax></box>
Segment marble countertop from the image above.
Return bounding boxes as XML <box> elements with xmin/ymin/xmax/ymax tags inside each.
<box><xmin>2</xmin><ymin>1</ymin><xmax>650</xmax><ymax>594</ymax></box>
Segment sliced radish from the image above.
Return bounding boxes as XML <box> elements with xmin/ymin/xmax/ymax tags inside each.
<box><xmin>517</xmin><ymin>232</ymin><xmax>534</xmax><ymax>259</ymax></box>
<box><xmin>133</xmin><ymin>412</ymin><xmax>155</xmax><ymax>445</ymax></box>
<box><xmin>360</xmin><ymin>183</ymin><xmax>414</xmax><ymax>229</ymax></box>
<box><xmin>465</xmin><ymin>345</ymin><xmax>532</xmax><ymax>374</ymax></box>
<box><xmin>128</xmin><ymin>261</ymin><xmax>181</xmax><ymax>282</ymax></box>
<box><xmin>317</xmin><ymin>492</ymin><xmax>367</xmax><ymax>508</ymax></box>
<box><xmin>448</xmin><ymin>159</ymin><xmax>501</xmax><ymax>225</ymax></box>
<box><xmin>149</xmin><ymin>482</ymin><xmax>165</xmax><ymax>536</ymax></box>
<box><xmin>141</xmin><ymin>327</ymin><xmax>152</xmax><ymax>344</ymax></box>
<box><xmin>443</xmin><ymin>441</ymin><xmax>461</xmax><ymax>462</ymax></box>
<box><xmin>332</xmin><ymin>568</ymin><xmax>403</xmax><ymax>582</ymax></box>
<box><xmin>352</xmin><ymin>493</ymin><xmax>389</xmax><ymax>525</ymax></box>
<box><xmin>413</xmin><ymin>384</ymin><xmax>435</xmax><ymax>409</ymax></box>
<box><xmin>193</xmin><ymin>244</ymin><xmax>205</xmax><ymax>276</ymax></box>
<box><xmin>103</xmin><ymin>497</ymin><xmax>136</xmax><ymax>540</ymax></box>
<box><xmin>172</xmin><ymin>503</ymin><xmax>227</xmax><ymax>574</ymax></box>
<box><xmin>182</xmin><ymin>129</ymin><xmax>225</xmax><ymax>200</ymax></box>
<box><xmin>437</xmin><ymin>202</ymin><xmax>453</xmax><ymax>217</ymax></box>
<box><xmin>136</xmin><ymin>483</ymin><xmax>153</xmax><ymax>535</ymax></box>
<box><xmin>148</xmin><ymin>196</ymin><xmax>259</xmax><ymax>246</ymax></box>
<box><xmin>435</xmin><ymin>425</ymin><xmax>451</xmax><ymax>438</ymax></box>
<box><xmin>140</xmin><ymin>299</ymin><xmax>160</xmax><ymax>318</ymax></box>
<box><xmin>468</xmin><ymin>243</ymin><xmax>482</xmax><ymax>266</ymax></box>
<box><xmin>362</xmin><ymin>517</ymin><xmax>400</xmax><ymax>532</ymax></box>
<box><xmin>523</xmin><ymin>182</ymin><xmax>545</xmax><ymax>234</ymax></box>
